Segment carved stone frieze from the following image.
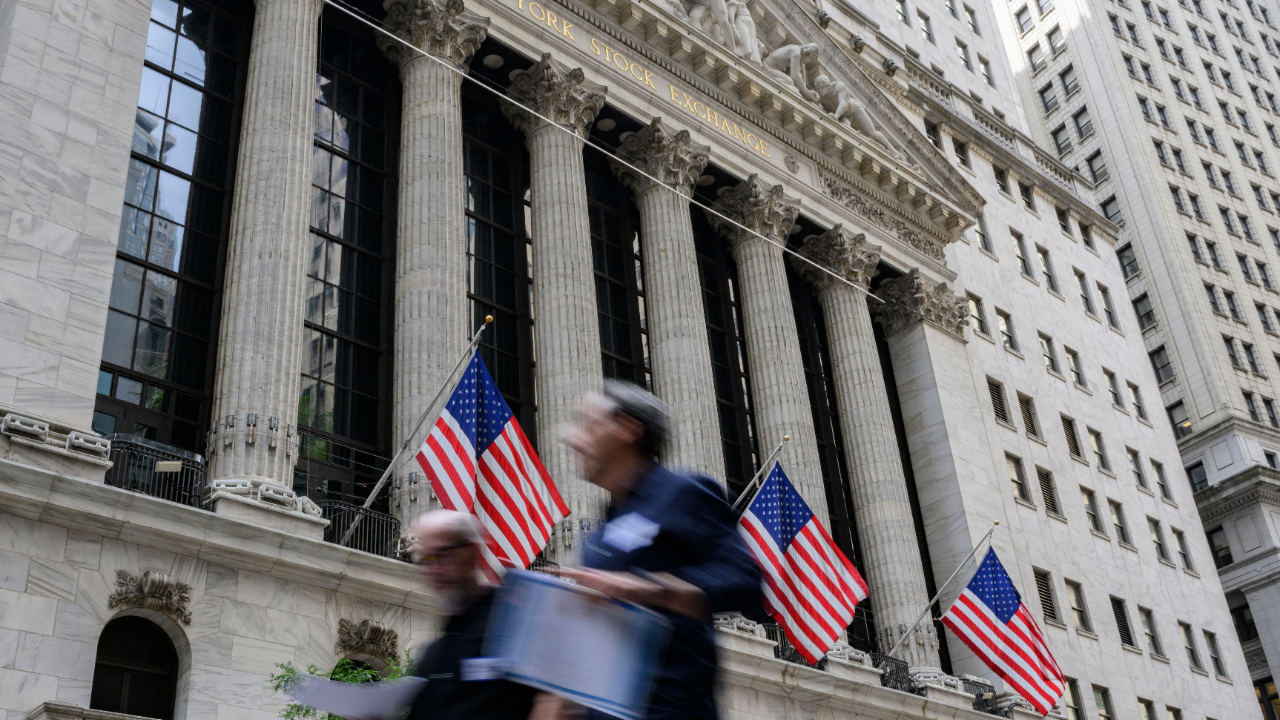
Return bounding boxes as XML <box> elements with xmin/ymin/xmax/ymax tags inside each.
<box><xmin>873</xmin><ymin>268</ymin><xmax>969</xmax><ymax>340</ymax></box>
<box><xmin>336</xmin><ymin>619</ymin><xmax>400</xmax><ymax>661</ymax></box>
<box><xmin>379</xmin><ymin>0</ymin><xmax>489</xmax><ymax>69</ymax></box>
<box><xmin>502</xmin><ymin>53</ymin><xmax>607</xmax><ymax>138</ymax></box>
<box><xmin>819</xmin><ymin>171</ymin><xmax>947</xmax><ymax>261</ymax></box>
<box><xmin>793</xmin><ymin>225</ymin><xmax>881</xmax><ymax>292</ymax></box>
<box><xmin>610</xmin><ymin>118</ymin><xmax>710</xmax><ymax>197</ymax></box>
<box><xmin>108</xmin><ymin>570</ymin><xmax>192</xmax><ymax>625</ymax></box>
<box><xmin>705</xmin><ymin>174</ymin><xmax>799</xmax><ymax>249</ymax></box>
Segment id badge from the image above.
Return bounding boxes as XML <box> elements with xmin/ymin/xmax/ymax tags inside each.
<box><xmin>460</xmin><ymin>656</ymin><xmax>506</xmax><ymax>682</ymax></box>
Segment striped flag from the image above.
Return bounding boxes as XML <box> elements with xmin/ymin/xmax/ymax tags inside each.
<box><xmin>940</xmin><ymin>548</ymin><xmax>1064</xmax><ymax>716</ymax></box>
<box><xmin>415</xmin><ymin>351</ymin><xmax>569</xmax><ymax>577</ymax></box>
<box><xmin>738</xmin><ymin>463</ymin><xmax>869</xmax><ymax>663</ymax></box>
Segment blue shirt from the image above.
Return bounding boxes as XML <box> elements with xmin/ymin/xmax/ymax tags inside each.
<box><xmin>582</xmin><ymin>464</ymin><xmax>762</xmax><ymax>720</ymax></box>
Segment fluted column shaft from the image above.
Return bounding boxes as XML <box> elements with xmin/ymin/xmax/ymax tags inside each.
<box><xmin>819</xmin><ymin>281</ymin><xmax>939</xmax><ymax>669</ymax></box>
<box><xmin>381</xmin><ymin>0</ymin><xmax>488</xmax><ymax>527</ymax></box>
<box><xmin>709</xmin><ymin>178</ymin><xmax>827</xmax><ymax>518</ymax></box>
<box><xmin>210</xmin><ymin>0</ymin><xmax>323</xmax><ymax>485</ymax></box>
<box><xmin>633</xmin><ymin>185</ymin><xmax>724</xmax><ymax>477</ymax></box>
<box><xmin>503</xmin><ymin>55</ymin><xmax>608</xmax><ymax>557</ymax></box>
<box><xmin>611</xmin><ymin>120</ymin><xmax>722</xmax><ymax>478</ymax></box>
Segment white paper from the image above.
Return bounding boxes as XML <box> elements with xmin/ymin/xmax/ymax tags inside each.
<box><xmin>291</xmin><ymin>676</ymin><xmax>427</xmax><ymax>719</ymax></box>
<box><xmin>486</xmin><ymin>571</ymin><xmax>671</xmax><ymax>719</ymax></box>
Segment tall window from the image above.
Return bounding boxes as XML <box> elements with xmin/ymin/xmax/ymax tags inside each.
<box><xmin>586</xmin><ymin>155</ymin><xmax>647</xmax><ymax>386</ymax></box>
<box><xmin>461</xmin><ymin>85</ymin><xmax>535</xmax><ymax>432</ymax></box>
<box><xmin>296</xmin><ymin>19</ymin><xmax>398</xmax><ymax>506</ymax></box>
<box><xmin>694</xmin><ymin>211</ymin><xmax>758</xmax><ymax>497</ymax></box>
<box><xmin>90</xmin><ymin>617</ymin><xmax>179</xmax><ymax>719</ymax></box>
<box><xmin>95</xmin><ymin>0</ymin><xmax>252</xmax><ymax>451</ymax></box>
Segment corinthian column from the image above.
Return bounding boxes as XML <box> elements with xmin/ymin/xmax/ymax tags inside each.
<box><xmin>608</xmin><ymin>119</ymin><xmax>723</xmax><ymax>479</ymax></box>
<box><xmin>209</xmin><ymin>0</ymin><xmax>323</xmax><ymax>495</ymax></box>
<box><xmin>379</xmin><ymin>0</ymin><xmax>488</xmax><ymax>527</ymax></box>
<box><xmin>793</xmin><ymin>227</ymin><xmax>939</xmax><ymax>670</ymax></box>
<box><xmin>501</xmin><ymin>55</ymin><xmax>608</xmax><ymax>556</ymax></box>
<box><xmin>706</xmin><ymin>176</ymin><xmax>826</xmax><ymax>519</ymax></box>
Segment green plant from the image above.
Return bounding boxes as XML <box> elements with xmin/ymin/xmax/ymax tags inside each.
<box><xmin>270</xmin><ymin>653</ymin><xmax>417</xmax><ymax>720</ymax></box>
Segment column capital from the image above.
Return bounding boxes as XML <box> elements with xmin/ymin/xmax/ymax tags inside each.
<box><xmin>792</xmin><ymin>224</ymin><xmax>880</xmax><ymax>292</ymax></box>
<box><xmin>610</xmin><ymin>118</ymin><xmax>710</xmax><ymax>197</ymax></box>
<box><xmin>706</xmin><ymin>174</ymin><xmax>799</xmax><ymax>251</ymax></box>
<box><xmin>379</xmin><ymin>0</ymin><xmax>489</xmax><ymax>69</ymax></box>
<box><xmin>502</xmin><ymin>53</ymin><xmax>607</xmax><ymax>138</ymax></box>
<box><xmin>873</xmin><ymin>268</ymin><xmax>970</xmax><ymax>340</ymax></box>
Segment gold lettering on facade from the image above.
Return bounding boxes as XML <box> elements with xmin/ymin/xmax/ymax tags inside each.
<box><xmin>511</xmin><ymin>0</ymin><xmax>769</xmax><ymax>157</ymax></box>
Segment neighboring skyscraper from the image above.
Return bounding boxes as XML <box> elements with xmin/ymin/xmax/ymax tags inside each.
<box><xmin>992</xmin><ymin>0</ymin><xmax>1280</xmax><ymax>709</ymax></box>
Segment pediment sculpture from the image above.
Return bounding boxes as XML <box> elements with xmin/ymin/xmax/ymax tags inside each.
<box><xmin>642</xmin><ymin>0</ymin><xmax>915</xmax><ymax>166</ymax></box>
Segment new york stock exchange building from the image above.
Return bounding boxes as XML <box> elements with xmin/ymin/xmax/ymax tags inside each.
<box><xmin>0</xmin><ymin>0</ymin><xmax>1264</xmax><ymax>717</ymax></box>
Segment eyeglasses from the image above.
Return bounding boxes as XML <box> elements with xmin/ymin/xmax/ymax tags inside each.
<box><xmin>415</xmin><ymin>541</ymin><xmax>472</xmax><ymax>566</ymax></box>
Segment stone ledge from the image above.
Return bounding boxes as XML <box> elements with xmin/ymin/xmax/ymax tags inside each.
<box><xmin>210</xmin><ymin>490</ymin><xmax>329</xmax><ymax>540</ymax></box>
<box><xmin>0</xmin><ymin>456</ymin><xmax>437</xmax><ymax>612</ymax></box>
<box><xmin>29</xmin><ymin>702</ymin><xmax>148</xmax><ymax>720</ymax></box>
<box><xmin>717</xmin><ymin>643</ymin><xmax>1002</xmax><ymax>719</ymax></box>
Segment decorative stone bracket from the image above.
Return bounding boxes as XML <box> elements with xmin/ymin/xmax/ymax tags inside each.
<box><xmin>336</xmin><ymin>619</ymin><xmax>400</xmax><ymax>661</ymax></box>
<box><xmin>108</xmin><ymin>570</ymin><xmax>192</xmax><ymax>625</ymax></box>
<box><xmin>206</xmin><ymin>478</ymin><xmax>323</xmax><ymax>518</ymax></box>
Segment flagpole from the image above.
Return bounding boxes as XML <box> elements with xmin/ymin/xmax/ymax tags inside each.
<box><xmin>338</xmin><ymin>316</ymin><xmax>493</xmax><ymax>547</ymax></box>
<box><xmin>885</xmin><ymin>521</ymin><xmax>999</xmax><ymax>659</ymax></box>
<box><xmin>730</xmin><ymin>435</ymin><xmax>790</xmax><ymax>515</ymax></box>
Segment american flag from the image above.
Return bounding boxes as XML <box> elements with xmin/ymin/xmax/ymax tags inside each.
<box><xmin>940</xmin><ymin>548</ymin><xmax>1064</xmax><ymax>716</ymax></box>
<box><xmin>738</xmin><ymin>463</ymin><xmax>869</xmax><ymax>663</ymax></box>
<box><xmin>415</xmin><ymin>351</ymin><xmax>569</xmax><ymax>577</ymax></box>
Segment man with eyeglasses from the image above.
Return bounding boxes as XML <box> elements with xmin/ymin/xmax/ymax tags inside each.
<box><xmin>557</xmin><ymin>380</ymin><xmax>762</xmax><ymax>720</ymax></box>
<box><xmin>404</xmin><ymin>510</ymin><xmax>557</xmax><ymax>720</ymax></box>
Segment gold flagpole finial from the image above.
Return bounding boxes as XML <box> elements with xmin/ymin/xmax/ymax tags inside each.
<box><xmin>485</xmin><ymin>315</ymin><xmax>494</xmax><ymax>324</ymax></box>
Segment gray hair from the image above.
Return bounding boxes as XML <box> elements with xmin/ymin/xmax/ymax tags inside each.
<box><xmin>412</xmin><ymin>510</ymin><xmax>483</xmax><ymax>546</ymax></box>
<box><xmin>601</xmin><ymin>380</ymin><xmax>670</xmax><ymax>457</ymax></box>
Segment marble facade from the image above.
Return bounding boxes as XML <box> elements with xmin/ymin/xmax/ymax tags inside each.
<box><xmin>0</xmin><ymin>0</ymin><xmax>1263</xmax><ymax>718</ymax></box>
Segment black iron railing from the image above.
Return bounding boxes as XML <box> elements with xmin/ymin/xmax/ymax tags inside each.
<box><xmin>871</xmin><ymin>653</ymin><xmax>923</xmax><ymax>695</ymax></box>
<box><xmin>104</xmin><ymin>434</ymin><xmax>205</xmax><ymax>509</ymax></box>
<box><xmin>321</xmin><ymin>499</ymin><xmax>401</xmax><ymax>558</ymax></box>
<box><xmin>530</xmin><ymin>556</ymin><xmax>561</xmax><ymax>576</ymax></box>
<box><xmin>961</xmin><ymin>676</ymin><xmax>1008</xmax><ymax>717</ymax></box>
<box><xmin>761</xmin><ymin>623</ymin><xmax>827</xmax><ymax>670</ymax></box>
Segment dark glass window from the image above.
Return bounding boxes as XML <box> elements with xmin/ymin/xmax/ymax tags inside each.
<box><xmin>1235</xmin><ymin>602</ymin><xmax>1260</xmax><ymax>642</ymax></box>
<box><xmin>461</xmin><ymin>84</ymin><xmax>536</xmax><ymax>436</ymax></box>
<box><xmin>693</xmin><ymin>211</ymin><xmax>758</xmax><ymax>498</ymax></box>
<box><xmin>95</xmin><ymin>0</ymin><xmax>251</xmax><ymax>452</ymax></box>
<box><xmin>585</xmin><ymin>154</ymin><xmax>648</xmax><ymax>387</ymax></box>
<box><xmin>296</xmin><ymin>17</ymin><xmax>397</xmax><ymax>508</ymax></box>
<box><xmin>90</xmin><ymin>617</ymin><xmax>178</xmax><ymax>719</ymax></box>
<box><xmin>1208</xmin><ymin>525</ymin><xmax>1234</xmax><ymax>567</ymax></box>
<box><xmin>791</xmin><ymin>270</ymin><xmax>876</xmax><ymax>651</ymax></box>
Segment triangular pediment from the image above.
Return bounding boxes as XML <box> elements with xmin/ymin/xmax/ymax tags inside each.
<box><xmin>578</xmin><ymin>0</ymin><xmax>982</xmax><ymax>217</ymax></box>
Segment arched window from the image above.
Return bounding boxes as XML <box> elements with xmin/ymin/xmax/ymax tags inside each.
<box><xmin>90</xmin><ymin>616</ymin><xmax>179</xmax><ymax>720</ymax></box>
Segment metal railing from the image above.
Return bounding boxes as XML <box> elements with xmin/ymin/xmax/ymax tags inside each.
<box><xmin>104</xmin><ymin>434</ymin><xmax>206</xmax><ymax>509</ymax></box>
<box><xmin>961</xmin><ymin>676</ymin><xmax>1008</xmax><ymax>717</ymax></box>
<box><xmin>321</xmin><ymin>499</ymin><xmax>401</xmax><ymax>558</ymax></box>
<box><xmin>530</xmin><ymin>556</ymin><xmax>561</xmax><ymax>577</ymax></box>
<box><xmin>871</xmin><ymin>653</ymin><xmax>923</xmax><ymax>695</ymax></box>
<box><xmin>761</xmin><ymin>623</ymin><xmax>827</xmax><ymax>670</ymax></box>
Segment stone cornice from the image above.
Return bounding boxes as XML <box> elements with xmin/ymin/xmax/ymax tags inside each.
<box><xmin>793</xmin><ymin>224</ymin><xmax>880</xmax><ymax>290</ymax></box>
<box><xmin>873</xmin><ymin>268</ymin><xmax>969</xmax><ymax>340</ymax></box>
<box><xmin>818</xmin><ymin>170</ymin><xmax>947</xmax><ymax>261</ymax></box>
<box><xmin>1196</xmin><ymin>466</ymin><xmax>1280</xmax><ymax>525</ymax></box>
<box><xmin>380</xmin><ymin>0</ymin><xmax>490</xmax><ymax>69</ymax></box>
<box><xmin>502</xmin><ymin>53</ymin><xmax>607</xmax><ymax>138</ymax></box>
<box><xmin>610</xmin><ymin>118</ymin><xmax>710</xmax><ymax>197</ymax></box>
<box><xmin>707</xmin><ymin>174</ymin><xmax>800</xmax><ymax>249</ymax></box>
<box><xmin>476</xmin><ymin>0</ymin><xmax>969</xmax><ymax>253</ymax></box>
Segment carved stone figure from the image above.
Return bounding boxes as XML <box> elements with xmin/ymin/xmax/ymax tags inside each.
<box><xmin>727</xmin><ymin>0</ymin><xmax>760</xmax><ymax>62</ymax></box>
<box><xmin>687</xmin><ymin>0</ymin><xmax>733</xmax><ymax>45</ymax></box>
<box><xmin>762</xmin><ymin>43</ymin><xmax>819</xmax><ymax>101</ymax></box>
<box><xmin>336</xmin><ymin>619</ymin><xmax>400</xmax><ymax>662</ymax></box>
<box><xmin>812</xmin><ymin>74</ymin><xmax>903</xmax><ymax>160</ymax></box>
<box><xmin>108</xmin><ymin>570</ymin><xmax>193</xmax><ymax>625</ymax></box>
<box><xmin>649</xmin><ymin>0</ymin><xmax>688</xmax><ymax>18</ymax></box>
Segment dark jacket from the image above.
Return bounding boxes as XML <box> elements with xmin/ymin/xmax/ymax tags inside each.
<box><xmin>582</xmin><ymin>464</ymin><xmax>762</xmax><ymax>720</ymax></box>
<box><xmin>406</xmin><ymin>587</ymin><xmax>537</xmax><ymax>720</ymax></box>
